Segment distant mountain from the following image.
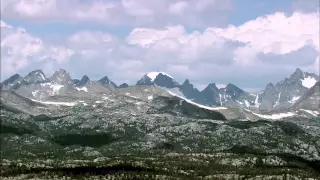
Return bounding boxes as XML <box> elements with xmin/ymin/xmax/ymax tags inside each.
<box><xmin>197</xmin><ymin>83</ymin><xmax>220</xmax><ymax>106</ymax></box>
<box><xmin>49</xmin><ymin>69</ymin><xmax>72</xmax><ymax>84</ymax></box>
<box><xmin>135</xmin><ymin>73</ymin><xmax>256</xmax><ymax>108</ymax></box>
<box><xmin>258</xmin><ymin>68</ymin><xmax>319</xmax><ymax>111</ymax></box>
<box><xmin>136</xmin><ymin>72</ymin><xmax>179</xmax><ymax>88</ymax></box>
<box><xmin>98</xmin><ymin>76</ymin><xmax>117</xmax><ymax>88</ymax></box>
<box><xmin>78</xmin><ymin>75</ymin><xmax>91</xmax><ymax>86</ymax></box>
<box><xmin>0</xmin><ymin>74</ymin><xmax>27</xmax><ymax>90</ymax></box>
<box><xmin>1</xmin><ymin>69</ymin><xmax>117</xmax><ymax>101</ymax></box>
<box><xmin>292</xmin><ymin>81</ymin><xmax>320</xmax><ymax>112</ymax></box>
<box><xmin>24</xmin><ymin>69</ymin><xmax>47</xmax><ymax>84</ymax></box>
<box><xmin>119</xmin><ymin>83</ymin><xmax>129</xmax><ymax>88</ymax></box>
<box><xmin>1</xmin><ymin>68</ymin><xmax>318</xmax><ymax>113</ymax></box>
<box><xmin>178</xmin><ymin>79</ymin><xmax>201</xmax><ymax>101</ymax></box>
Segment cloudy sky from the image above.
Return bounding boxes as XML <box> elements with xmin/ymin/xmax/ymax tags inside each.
<box><xmin>1</xmin><ymin>0</ymin><xmax>319</xmax><ymax>92</ymax></box>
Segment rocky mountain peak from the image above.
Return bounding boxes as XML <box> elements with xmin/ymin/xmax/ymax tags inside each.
<box><xmin>136</xmin><ymin>72</ymin><xmax>179</xmax><ymax>88</ymax></box>
<box><xmin>265</xmin><ymin>83</ymin><xmax>275</xmax><ymax>90</ymax></box>
<box><xmin>98</xmin><ymin>76</ymin><xmax>112</xmax><ymax>85</ymax></box>
<box><xmin>0</xmin><ymin>74</ymin><xmax>27</xmax><ymax>90</ymax></box>
<box><xmin>98</xmin><ymin>76</ymin><xmax>117</xmax><ymax>88</ymax></box>
<box><xmin>119</xmin><ymin>83</ymin><xmax>129</xmax><ymax>88</ymax></box>
<box><xmin>292</xmin><ymin>68</ymin><xmax>304</xmax><ymax>79</ymax></box>
<box><xmin>79</xmin><ymin>75</ymin><xmax>91</xmax><ymax>86</ymax></box>
<box><xmin>24</xmin><ymin>69</ymin><xmax>47</xmax><ymax>84</ymax></box>
<box><xmin>178</xmin><ymin>79</ymin><xmax>200</xmax><ymax>100</ymax></box>
<box><xmin>49</xmin><ymin>69</ymin><xmax>72</xmax><ymax>84</ymax></box>
<box><xmin>205</xmin><ymin>83</ymin><xmax>218</xmax><ymax>90</ymax></box>
<box><xmin>2</xmin><ymin>74</ymin><xmax>23</xmax><ymax>84</ymax></box>
<box><xmin>154</xmin><ymin>73</ymin><xmax>179</xmax><ymax>88</ymax></box>
<box><xmin>225</xmin><ymin>83</ymin><xmax>243</xmax><ymax>93</ymax></box>
<box><xmin>147</xmin><ymin>72</ymin><xmax>172</xmax><ymax>81</ymax></box>
<box><xmin>182</xmin><ymin>79</ymin><xmax>191</xmax><ymax>86</ymax></box>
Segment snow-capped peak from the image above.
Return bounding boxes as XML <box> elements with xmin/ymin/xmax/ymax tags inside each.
<box><xmin>146</xmin><ymin>72</ymin><xmax>173</xmax><ymax>81</ymax></box>
<box><xmin>136</xmin><ymin>71</ymin><xmax>178</xmax><ymax>88</ymax></box>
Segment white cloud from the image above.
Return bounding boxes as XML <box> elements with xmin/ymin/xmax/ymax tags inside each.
<box><xmin>0</xmin><ymin>20</ymin><xmax>12</xmax><ymax>28</ymax></box>
<box><xmin>1</xmin><ymin>10</ymin><xmax>319</xmax><ymax>88</ymax></box>
<box><xmin>207</xmin><ymin>12</ymin><xmax>319</xmax><ymax>66</ymax></box>
<box><xmin>168</xmin><ymin>1</ymin><xmax>189</xmax><ymax>15</ymax></box>
<box><xmin>1</xmin><ymin>0</ymin><xmax>233</xmax><ymax>27</ymax></box>
<box><xmin>0</xmin><ymin>21</ymin><xmax>74</xmax><ymax>76</ymax></box>
<box><xmin>127</xmin><ymin>11</ymin><xmax>319</xmax><ymax>74</ymax></box>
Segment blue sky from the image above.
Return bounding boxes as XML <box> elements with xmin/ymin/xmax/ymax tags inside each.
<box><xmin>1</xmin><ymin>0</ymin><xmax>319</xmax><ymax>92</ymax></box>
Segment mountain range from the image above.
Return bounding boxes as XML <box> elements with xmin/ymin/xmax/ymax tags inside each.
<box><xmin>1</xmin><ymin>68</ymin><xmax>320</xmax><ymax>179</ymax></box>
<box><xmin>1</xmin><ymin>68</ymin><xmax>319</xmax><ymax>114</ymax></box>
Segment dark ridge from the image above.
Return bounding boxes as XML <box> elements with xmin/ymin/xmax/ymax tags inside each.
<box><xmin>154</xmin><ymin>142</ymin><xmax>175</xmax><ymax>150</ymax></box>
<box><xmin>226</xmin><ymin>120</ymin><xmax>271</xmax><ymax>129</ymax></box>
<box><xmin>272</xmin><ymin>121</ymin><xmax>305</xmax><ymax>136</ymax></box>
<box><xmin>51</xmin><ymin>133</ymin><xmax>120</xmax><ymax>147</ymax></box>
<box><xmin>0</xmin><ymin>124</ymin><xmax>34</xmax><ymax>135</ymax></box>
<box><xmin>32</xmin><ymin>114</ymin><xmax>69</xmax><ymax>122</ymax></box>
<box><xmin>0</xmin><ymin>164</ymin><xmax>160</xmax><ymax>177</ymax></box>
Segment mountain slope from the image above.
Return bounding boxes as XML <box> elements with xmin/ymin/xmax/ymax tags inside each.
<box><xmin>292</xmin><ymin>81</ymin><xmax>320</xmax><ymax>114</ymax></box>
<box><xmin>258</xmin><ymin>68</ymin><xmax>319</xmax><ymax>111</ymax></box>
<box><xmin>1</xmin><ymin>84</ymin><xmax>320</xmax><ymax>179</ymax></box>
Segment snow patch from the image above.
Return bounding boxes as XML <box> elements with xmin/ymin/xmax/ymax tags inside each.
<box><xmin>245</xmin><ymin>109</ymin><xmax>295</xmax><ymax>120</ymax></box>
<box><xmin>244</xmin><ymin>100</ymin><xmax>250</xmax><ymax>107</ymax></box>
<box><xmin>301</xmin><ymin>109</ymin><xmax>320</xmax><ymax>117</ymax></box>
<box><xmin>146</xmin><ymin>72</ymin><xmax>173</xmax><ymax>81</ymax></box>
<box><xmin>76</xmin><ymin>87</ymin><xmax>88</xmax><ymax>92</ymax></box>
<box><xmin>166</xmin><ymin>87</ymin><xmax>186</xmax><ymax>98</ymax></box>
<box><xmin>198</xmin><ymin>119</ymin><xmax>225</xmax><ymax>124</ymax></box>
<box><xmin>289</xmin><ymin>96</ymin><xmax>300</xmax><ymax>103</ymax></box>
<box><xmin>273</xmin><ymin>93</ymin><xmax>281</xmax><ymax>108</ymax></box>
<box><xmin>32</xmin><ymin>90</ymin><xmax>39</xmax><ymax>97</ymax></box>
<box><xmin>147</xmin><ymin>95</ymin><xmax>153</xmax><ymax>100</ymax></box>
<box><xmin>31</xmin><ymin>99</ymin><xmax>76</xmax><ymax>106</ymax></box>
<box><xmin>40</xmin><ymin>82</ymin><xmax>63</xmax><ymax>95</ymax></box>
<box><xmin>301</xmin><ymin>76</ymin><xmax>317</xmax><ymax>88</ymax></box>
<box><xmin>236</xmin><ymin>100</ymin><xmax>243</xmax><ymax>105</ymax></box>
<box><xmin>38</xmin><ymin>72</ymin><xmax>46</xmax><ymax>81</ymax></box>
<box><xmin>254</xmin><ymin>93</ymin><xmax>261</xmax><ymax>108</ymax></box>
<box><xmin>167</xmin><ymin>90</ymin><xmax>228</xmax><ymax>111</ymax></box>
<box><xmin>40</xmin><ymin>82</ymin><xmax>51</xmax><ymax>87</ymax></box>
<box><xmin>51</xmin><ymin>84</ymin><xmax>64</xmax><ymax>95</ymax></box>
